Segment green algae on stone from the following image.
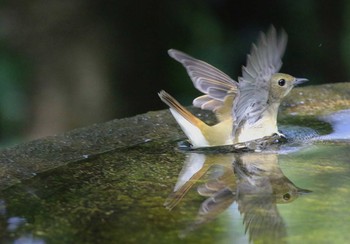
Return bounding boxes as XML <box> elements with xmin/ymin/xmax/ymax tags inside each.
<box><xmin>0</xmin><ymin>142</ymin><xmax>186</xmax><ymax>243</ymax></box>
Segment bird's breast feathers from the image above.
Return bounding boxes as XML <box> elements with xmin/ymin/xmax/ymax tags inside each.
<box><xmin>236</xmin><ymin>103</ymin><xmax>280</xmax><ymax>142</ymax></box>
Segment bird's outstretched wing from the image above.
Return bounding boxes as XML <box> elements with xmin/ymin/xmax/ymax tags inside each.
<box><xmin>233</xmin><ymin>26</ymin><xmax>287</xmax><ymax>134</ymax></box>
<box><xmin>168</xmin><ymin>49</ymin><xmax>238</xmax><ymax>121</ymax></box>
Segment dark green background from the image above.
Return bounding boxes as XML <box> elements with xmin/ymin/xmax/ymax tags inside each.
<box><xmin>0</xmin><ymin>0</ymin><xmax>348</xmax><ymax>145</ymax></box>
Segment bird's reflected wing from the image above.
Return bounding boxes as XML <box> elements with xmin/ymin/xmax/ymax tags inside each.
<box><xmin>168</xmin><ymin>49</ymin><xmax>238</xmax><ymax>121</ymax></box>
<box><xmin>233</xmin><ymin>26</ymin><xmax>287</xmax><ymax>134</ymax></box>
<box><xmin>238</xmin><ymin>196</ymin><xmax>287</xmax><ymax>243</ymax></box>
<box><xmin>180</xmin><ymin>187</ymin><xmax>235</xmax><ymax>237</ymax></box>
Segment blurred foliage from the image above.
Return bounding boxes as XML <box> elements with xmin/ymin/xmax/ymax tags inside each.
<box><xmin>0</xmin><ymin>0</ymin><xmax>348</xmax><ymax>146</ymax></box>
<box><xmin>0</xmin><ymin>43</ymin><xmax>28</xmax><ymax>146</ymax></box>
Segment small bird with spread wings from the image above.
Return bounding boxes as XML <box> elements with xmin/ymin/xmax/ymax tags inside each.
<box><xmin>159</xmin><ymin>26</ymin><xmax>307</xmax><ymax>148</ymax></box>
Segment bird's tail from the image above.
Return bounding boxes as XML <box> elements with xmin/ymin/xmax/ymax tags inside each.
<box><xmin>158</xmin><ymin>90</ymin><xmax>210</xmax><ymax>148</ymax></box>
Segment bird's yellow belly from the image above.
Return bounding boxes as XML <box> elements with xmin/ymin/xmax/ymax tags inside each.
<box><xmin>237</xmin><ymin>115</ymin><xmax>278</xmax><ymax>143</ymax></box>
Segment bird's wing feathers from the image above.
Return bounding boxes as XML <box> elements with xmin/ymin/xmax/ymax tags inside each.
<box><xmin>240</xmin><ymin>26</ymin><xmax>287</xmax><ymax>85</ymax></box>
<box><xmin>168</xmin><ymin>49</ymin><xmax>238</xmax><ymax>121</ymax></box>
<box><xmin>233</xmin><ymin>26</ymin><xmax>287</xmax><ymax>133</ymax></box>
<box><xmin>168</xmin><ymin>27</ymin><xmax>287</xmax><ymax>129</ymax></box>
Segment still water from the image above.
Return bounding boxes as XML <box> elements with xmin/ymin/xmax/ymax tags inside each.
<box><xmin>0</xmin><ymin>110</ymin><xmax>350</xmax><ymax>243</ymax></box>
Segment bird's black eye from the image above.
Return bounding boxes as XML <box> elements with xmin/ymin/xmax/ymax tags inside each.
<box><xmin>278</xmin><ymin>79</ymin><xmax>286</xmax><ymax>86</ymax></box>
<box><xmin>283</xmin><ymin>193</ymin><xmax>291</xmax><ymax>201</ymax></box>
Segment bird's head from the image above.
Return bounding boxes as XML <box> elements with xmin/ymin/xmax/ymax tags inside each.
<box><xmin>269</xmin><ymin>73</ymin><xmax>308</xmax><ymax>102</ymax></box>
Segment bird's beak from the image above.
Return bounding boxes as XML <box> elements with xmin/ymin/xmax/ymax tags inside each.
<box><xmin>293</xmin><ymin>78</ymin><xmax>308</xmax><ymax>86</ymax></box>
<box><xmin>297</xmin><ymin>187</ymin><xmax>312</xmax><ymax>195</ymax></box>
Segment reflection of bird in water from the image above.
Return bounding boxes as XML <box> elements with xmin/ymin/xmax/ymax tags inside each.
<box><xmin>233</xmin><ymin>153</ymin><xmax>310</xmax><ymax>243</ymax></box>
<box><xmin>165</xmin><ymin>153</ymin><xmax>310</xmax><ymax>242</ymax></box>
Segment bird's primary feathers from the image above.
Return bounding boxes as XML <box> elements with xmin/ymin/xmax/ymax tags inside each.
<box><xmin>159</xmin><ymin>26</ymin><xmax>307</xmax><ymax>148</ymax></box>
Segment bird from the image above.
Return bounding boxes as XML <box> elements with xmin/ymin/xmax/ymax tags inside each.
<box><xmin>159</xmin><ymin>26</ymin><xmax>308</xmax><ymax>148</ymax></box>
